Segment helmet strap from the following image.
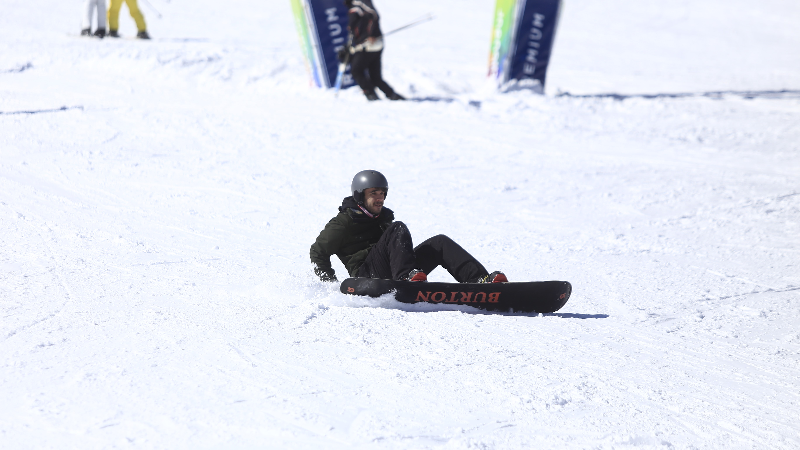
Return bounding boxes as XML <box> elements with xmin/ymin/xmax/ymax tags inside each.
<box><xmin>357</xmin><ymin>204</ymin><xmax>379</xmax><ymax>218</ymax></box>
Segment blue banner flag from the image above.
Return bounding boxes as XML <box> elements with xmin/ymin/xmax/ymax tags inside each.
<box><xmin>508</xmin><ymin>0</ymin><xmax>560</xmax><ymax>90</ymax></box>
<box><xmin>488</xmin><ymin>0</ymin><xmax>561</xmax><ymax>93</ymax></box>
<box><xmin>291</xmin><ymin>0</ymin><xmax>355</xmax><ymax>89</ymax></box>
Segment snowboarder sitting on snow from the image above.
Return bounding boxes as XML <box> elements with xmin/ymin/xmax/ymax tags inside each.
<box><xmin>339</xmin><ymin>0</ymin><xmax>404</xmax><ymax>101</ymax></box>
<box><xmin>310</xmin><ymin>170</ymin><xmax>508</xmax><ymax>284</ymax></box>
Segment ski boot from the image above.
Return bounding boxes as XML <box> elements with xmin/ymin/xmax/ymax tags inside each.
<box><xmin>107</xmin><ymin>29</ymin><xmax>120</xmax><ymax>38</ymax></box>
<box><xmin>365</xmin><ymin>92</ymin><xmax>380</xmax><ymax>101</ymax></box>
<box><xmin>93</xmin><ymin>28</ymin><xmax>105</xmax><ymax>38</ymax></box>
<box><xmin>80</xmin><ymin>28</ymin><xmax>91</xmax><ymax>36</ymax></box>
<box><xmin>136</xmin><ymin>31</ymin><xmax>151</xmax><ymax>40</ymax></box>
<box><xmin>477</xmin><ymin>271</ymin><xmax>508</xmax><ymax>283</ymax></box>
<box><xmin>388</xmin><ymin>93</ymin><xmax>405</xmax><ymax>101</ymax></box>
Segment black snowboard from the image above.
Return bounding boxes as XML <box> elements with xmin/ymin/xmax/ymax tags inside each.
<box><xmin>340</xmin><ymin>278</ymin><xmax>572</xmax><ymax>313</ymax></box>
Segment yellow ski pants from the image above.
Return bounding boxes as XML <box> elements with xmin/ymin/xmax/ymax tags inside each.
<box><xmin>107</xmin><ymin>0</ymin><xmax>147</xmax><ymax>32</ymax></box>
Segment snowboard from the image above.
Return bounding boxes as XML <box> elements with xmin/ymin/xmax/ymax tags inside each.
<box><xmin>340</xmin><ymin>278</ymin><xmax>572</xmax><ymax>313</ymax></box>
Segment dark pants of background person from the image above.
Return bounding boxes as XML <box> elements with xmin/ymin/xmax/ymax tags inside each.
<box><xmin>350</xmin><ymin>50</ymin><xmax>397</xmax><ymax>98</ymax></box>
<box><xmin>356</xmin><ymin>222</ymin><xmax>489</xmax><ymax>282</ymax></box>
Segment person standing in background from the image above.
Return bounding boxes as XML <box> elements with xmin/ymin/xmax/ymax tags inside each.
<box><xmin>107</xmin><ymin>0</ymin><xmax>150</xmax><ymax>39</ymax></box>
<box><xmin>342</xmin><ymin>0</ymin><xmax>404</xmax><ymax>101</ymax></box>
<box><xmin>80</xmin><ymin>0</ymin><xmax>106</xmax><ymax>38</ymax></box>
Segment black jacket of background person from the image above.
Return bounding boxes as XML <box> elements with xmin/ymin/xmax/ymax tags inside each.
<box><xmin>310</xmin><ymin>196</ymin><xmax>394</xmax><ymax>281</ymax></box>
<box><xmin>347</xmin><ymin>0</ymin><xmax>383</xmax><ymax>47</ymax></box>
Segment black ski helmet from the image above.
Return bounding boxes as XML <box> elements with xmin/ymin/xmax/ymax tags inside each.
<box><xmin>351</xmin><ymin>170</ymin><xmax>388</xmax><ymax>205</ymax></box>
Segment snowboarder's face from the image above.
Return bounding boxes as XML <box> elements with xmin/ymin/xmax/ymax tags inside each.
<box><xmin>363</xmin><ymin>187</ymin><xmax>386</xmax><ymax>215</ymax></box>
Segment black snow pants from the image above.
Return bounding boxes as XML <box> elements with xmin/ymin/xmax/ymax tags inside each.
<box><xmin>350</xmin><ymin>49</ymin><xmax>397</xmax><ymax>98</ymax></box>
<box><xmin>356</xmin><ymin>222</ymin><xmax>490</xmax><ymax>282</ymax></box>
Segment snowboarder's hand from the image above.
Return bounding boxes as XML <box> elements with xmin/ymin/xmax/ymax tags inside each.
<box><xmin>314</xmin><ymin>266</ymin><xmax>338</xmax><ymax>283</ymax></box>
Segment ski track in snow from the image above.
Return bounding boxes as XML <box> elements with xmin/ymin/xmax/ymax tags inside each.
<box><xmin>2</xmin><ymin>0</ymin><xmax>800</xmax><ymax>448</ymax></box>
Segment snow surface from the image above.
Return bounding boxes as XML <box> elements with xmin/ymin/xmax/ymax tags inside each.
<box><xmin>2</xmin><ymin>0</ymin><xmax>800</xmax><ymax>448</ymax></box>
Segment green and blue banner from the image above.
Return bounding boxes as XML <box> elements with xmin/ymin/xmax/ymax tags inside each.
<box><xmin>488</xmin><ymin>0</ymin><xmax>561</xmax><ymax>92</ymax></box>
<box><xmin>487</xmin><ymin>0</ymin><xmax>518</xmax><ymax>81</ymax></box>
<box><xmin>291</xmin><ymin>0</ymin><xmax>355</xmax><ymax>89</ymax></box>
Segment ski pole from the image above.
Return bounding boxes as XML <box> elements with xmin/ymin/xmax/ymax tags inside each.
<box><xmin>140</xmin><ymin>0</ymin><xmax>163</xmax><ymax>19</ymax></box>
<box><xmin>383</xmin><ymin>13</ymin><xmax>434</xmax><ymax>37</ymax></box>
<box><xmin>334</xmin><ymin>52</ymin><xmax>351</xmax><ymax>98</ymax></box>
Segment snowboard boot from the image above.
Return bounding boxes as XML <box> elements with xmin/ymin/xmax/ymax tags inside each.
<box><xmin>107</xmin><ymin>29</ymin><xmax>120</xmax><ymax>38</ymax></box>
<box><xmin>93</xmin><ymin>28</ymin><xmax>105</xmax><ymax>38</ymax></box>
<box><xmin>365</xmin><ymin>92</ymin><xmax>380</xmax><ymax>101</ymax></box>
<box><xmin>136</xmin><ymin>31</ymin><xmax>151</xmax><ymax>40</ymax></box>
<box><xmin>80</xmin><ymin>28</ymin><xmax>91</xmax><ymax>36</ymax></box>
<box><xmin>477</xmin><ymin>271</ymin><xmax>508</xmax><ymax>283</ymax></box>
<box><xmin>388</xmin><ymin>93</ymin><xmax>405</xmax><ymax>101</ymax></box>
<box><xmin>406</xmin><ymin>269</ymin><xmax>427</xmax><ymax>282</ymax></box>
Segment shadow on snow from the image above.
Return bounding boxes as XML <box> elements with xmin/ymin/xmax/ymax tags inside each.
<box><xmin>556</xmin><ymin>89</ymin><xmax>800</xmax><ymax>101</ymax></box>
<box><xmin>0</xmin><ymin>105</ymin><xmax>84</xmax><ymax>115</ymax></box>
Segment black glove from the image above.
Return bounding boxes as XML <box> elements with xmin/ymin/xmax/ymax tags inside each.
<box><xmin>314</xmin><ymin>266</ymin><xmax>338</xmax><ymax>283</ymax></box>
<box><xmin>337</xmin><ymin>47</ymin><xmax>350</xmax><ymax>64</ymax></box>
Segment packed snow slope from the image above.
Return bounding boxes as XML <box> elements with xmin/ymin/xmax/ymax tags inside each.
<box><xmin>2</xmin><ymin>0</ymin><xmax>800</xmax><ymax>448</ymax></box>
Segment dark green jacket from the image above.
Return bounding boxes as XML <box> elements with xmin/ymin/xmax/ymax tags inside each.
<box><xmin>310</xmin><ymin>196</ymin><xmax>394</xmax><ymax>280</ymax></box>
